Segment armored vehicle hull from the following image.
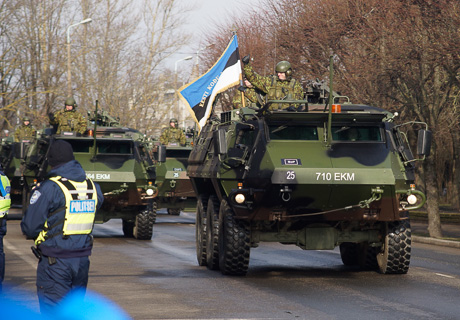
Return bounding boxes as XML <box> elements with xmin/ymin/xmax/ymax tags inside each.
<box><xmin>188</xmin><ymin>105</ymin><xmax>430</xmax><ymax>275</ymax></box>
<box><xmin>0</xmin><ymin>137</ymin><xmax>36</xmax><ymax>207</ymax></box>
<box><xmin>153</xmin><ymin>144</ymin><xmax>196</xmax><ymax>216</ymax></box>
<box><xmin>22</xmin><ymin>125</ymin><xmax>158</xmax><ymax>240</ymax></box>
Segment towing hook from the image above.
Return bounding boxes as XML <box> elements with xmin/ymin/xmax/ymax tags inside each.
<box><xmin>169</xmin><ymin>179</ymin><xmax>176</xmax><ymax>189</ymax></box>
<box><xmin>280</xmin><ymin>186</ymin><xmax>292</xmax><ymax>202</ymax></box>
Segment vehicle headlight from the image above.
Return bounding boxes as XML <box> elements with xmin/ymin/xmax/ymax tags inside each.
<box><xmin>235</xmin><ymin>193</ymin><xmax>245</xmax><ymax>204</ymax></box>
<box><xmin>146</xmin><ymin>188</ymin><xmax>154</xmax><ymax>196</ymax></box>
<box><xmin>407</xmin><ymin>194</ymin><xmax>417</xmax><ymax>205</ymax></box>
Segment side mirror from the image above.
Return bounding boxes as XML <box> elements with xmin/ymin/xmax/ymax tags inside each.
<box><xmin>417</xmin><ymin>129</ymin><xmax>432</xmax><ymax>157</ymax></box>
<box><xmin>157</xmin><ymin>145</ymin><xmax>167</xmax><ymax>162</ymax></box>
<box><xmin>214</xmin><ymin>129</ymin><xmax>227</xmax><ymax>156</ymax></box>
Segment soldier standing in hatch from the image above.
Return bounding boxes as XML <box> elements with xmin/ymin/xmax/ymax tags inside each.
<box><xmin>232</xmin><ymin>78</ymin><xmax>264</xmax><ymax>109</ymax></box>
<box><xmin>159</xmin><ymin>118</ymin><xmax>186</xmax><ymax>146</ymax></box>
<box><xmin>50</xmin><ymin>97</ymin><xmax>87</xmax><ymax>135</ymax></box>
<box><xmin>242</xmin><ymin>55</ymin><xmax>304</xmax><ymax>110</ymax></box>
<box><xmin>14</xmin><ymin>117</ymin><xmax>36</xmax><ymax>142</ymax></box>
<box><xmin>21</xmin><ymin>140</ymin><xmax>103</xmax><ymax>313</ymax></box>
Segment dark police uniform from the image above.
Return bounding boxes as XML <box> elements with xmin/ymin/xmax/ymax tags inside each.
<box><xmin>21</xmin><ymin>140</ymin><xmax>103</xmax><ymax>313</ymax></box>
<box><xmin>0</xmin><ymin>169</ymin><xmax>11</xmax><ymax>292</ymax></box>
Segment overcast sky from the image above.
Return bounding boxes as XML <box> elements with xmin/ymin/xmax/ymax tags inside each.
<box><xmin>169</xmin><ymin>0</ymin><xmax>261</xmax><ymax>74</ymax></box>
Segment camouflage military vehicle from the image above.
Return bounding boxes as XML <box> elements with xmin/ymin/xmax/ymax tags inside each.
<box><xmin>0</xmin><ymin>134</ymin><xmax>35</xmax><ymax>207</ymax></box>
<box><xmin>188</xmin><ymin>81</ymin><xmax>431</xmax><ymax>275</ymax></box>
<box><xmin>21</xmin><ymin>108</ymin><xmax>162</xmax><ymax>240</ymax></box>
<box><xmin>152</xmin><ymin>127</ymin><xmax>197</xmax><ymax>216</ymax></box>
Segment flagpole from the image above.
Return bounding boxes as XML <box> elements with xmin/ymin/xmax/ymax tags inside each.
<box><xmin>232</xmin><ymin>30</ymin><xmax>245</xmax><ymax>109</ymax></box>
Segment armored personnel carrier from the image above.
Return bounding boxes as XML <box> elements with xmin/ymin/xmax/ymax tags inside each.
<box><xmin>152</xmin><ymin>128</ymin><xmax>197</xmax><ymax>216</ymax></box>
<box><xmin>188</xmin><ymin>82</ymin><xmax>431</xmax><ymax>275</ymax></box>
<box><xmin>21</xmin><ymin>109</ymin><xmax>161</xmax><ymax>240</ymax></box>
<box><xmin>0</xmin><ymin>135</ymin><xmax>34</xmax><ymax>207</ymax></box>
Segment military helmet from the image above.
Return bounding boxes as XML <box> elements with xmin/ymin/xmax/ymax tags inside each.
<box><xmin>275</xmin><ymin>61</ymin><xmax>292</xmax><ymax>77</ymax></box>
<box><xmin>64</xmin><ymin>97</ymin><xmax>77</xmax><ymax>108</ymax></box>
<box><xmin>170</xmin><ymin>118</ymin><xmax>178</xmax><ymax>125</ymax></box>
<box><xmin>23</xmin><ymin>116</ymin><xmax>30</xmax><ymax>122</ymax></box>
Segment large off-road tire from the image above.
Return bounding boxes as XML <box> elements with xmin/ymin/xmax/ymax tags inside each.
<box><xmin>339</xmin><ymin>242</ymin><xmax>360</xmax><ymax>266</ymax></box>
<box><xmin>133</xmin><ymin>202</ymin><xmax>157</xmax><ymax>240</ymax></box>
<box><xmin>167</xmin><ymin>208</ymin><xmax>181</xmax><ymax>216</ymax></box>
<box><xmin>206</xmin><ymin>195</ymin><xmax>220</xmax><ymax>270</ymax></box>
<box><xmin>21</xmin><ymin>184</ymin><xmax>31</xmax><ymax>216</ymax></box>
<box><xmin>377</xmin><ymin>220</ymin><xmax>411</xmax><ymax>274</ymax></box>
<box><xmin>122</xmin><ymin>219</ymin><xmax>134</xmax><ymax>238</ymax></box>
<box><xmin>218</xmin><ymin>199</ymin><xmax>250</xmax><ymax>276</ymax></box>
<box><xmin>340</xmin><ymin>242</ymin><xmax>378</xmax><ymax>270</ymax></box>
<box><xmin>196</xmin><ymin>195</ymin><xmax>208</xmax><ymax>266</ymax></box>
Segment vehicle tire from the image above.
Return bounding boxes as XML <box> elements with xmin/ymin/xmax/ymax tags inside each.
<box><xmin>218</xmin><ymin>199</ymin><xmax>250</xmax><ymax>276</ymax></box>
<box><xmin>206</xmin><ymin>195</ymin><xmax>220</xmax><ymax>270</ymax></box>
<box><xmin>167</xmin><ymin>208</ymin><xmax>181</xmax><ymax>216</ymax></box>
<box><xmin>122</xmin><ymin>219</ymin><xmax>134</xmax><ymax>238</ymax></box>
<box><xmin>196</xmin><ymin>195</ymin><xmax>208</xmax><ymax>266</ymax></box>
<box><xmin>339</xmin><ymin>242</ymin><xmax>360</xmax><ymax>266</ymax></box>
<box><xmin>361</xmin><ymin>244</ymin><xmax>379</xmax><ymax>270</ymax></box>
<box><xmin>377</xmin><ymin>220</ymin><xmax>411</xmax><ymax>274</ymax></box>
<box><xmin>133</xmin><ymin>202</ymin><xmax>157</xmax><ymax>240</ymax></box>
<box><xmin>21</xmin><ymin>183</ymin><xmax>30</xmax><ymax>216</ymax></box>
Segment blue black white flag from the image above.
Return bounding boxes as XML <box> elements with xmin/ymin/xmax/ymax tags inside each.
<box><xmin>178</xmin><ymin>35</ymin><xmax>241</xmax><ymax>130</ymax></box>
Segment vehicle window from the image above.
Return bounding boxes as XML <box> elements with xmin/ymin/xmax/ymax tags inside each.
<box><xmin>97</xmin><ymin>141</ymin><xmax>132</xmax><ymax>154</ymax></box>
<box><xmin>236</xmin><ymin>128</ymin><xmax>255</xmax><ymax>146</ymax></box>
<box><xmin>166</xmin><ymin>149</ymin><xmax>191</xmax><ymax>158</ymax></box>
<box><xmin>332</xmin><ymin>126</ymin><xmax>382</xmax><ymax>142</ymax></box>
<box><xmin>269</xmin><ymin>125</ymin><xmax>318</xmax><ymax>141</ymax></box>
<box><xmin>65</xmin><ymin>140</ymin><xmax>92</xmax><ymax>153</ymax></box>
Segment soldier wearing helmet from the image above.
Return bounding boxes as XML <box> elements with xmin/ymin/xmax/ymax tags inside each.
<box><xmin>50</xmin><ymin>97</ymin><xmax>87</xmax><ymax>135</ymax></box>
<box><xmin>242</xmin><ymin>55</ymin><xmax>304</xmax><ymax>110</ymax></box>
<box><xmin>159</xmin><ymin>118</ymin><xmax>186</xmax><ymax>146</ymax></box>
<box><xmin>14</xmin><ymin>116</ymin><xmax>36</xmax><ymax>142</ymax></box>
<box><xmin>232</xmin><ymin>78</ymin><xmax>265</xmax><ymax>109</ymax></box>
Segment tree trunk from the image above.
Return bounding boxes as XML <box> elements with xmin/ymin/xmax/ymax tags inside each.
<box><xmin>450</xmin><ymin>128</ymin><xmax>460</xmax><ymax>210</ymax></box>
<box><xmin>424</xmin><ymin>155</ymin><xmax>443</xmax><ymax>238</ymax></box>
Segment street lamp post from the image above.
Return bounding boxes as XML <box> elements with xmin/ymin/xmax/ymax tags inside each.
<box><xmin>173</xmin><ymin>56</ymin><xmax>193</xmax><ymax>120</ymax></box>
<box><xmin>66</xmin><ymin>18</ymin><xmax>92</xmax><ymax>96</ymax></box>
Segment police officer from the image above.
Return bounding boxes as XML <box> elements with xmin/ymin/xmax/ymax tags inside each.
<box><xmin>21</xmin><ymin>140</ymin><xmax>103</xmax><ymax>313</ymax></box>
<box><xmin>14</xmin><ymin>117</ymin><xmax>36</xmax><ymax>142</ymax></box>
<box><xmin>159</xmin><ymin>118</ymin><xmax>186</xmax><ymax>146</ymax></box>
<box><xmin>0</xmin><ymin>165</ymin><xmax>11</xmax><ymax>293</ymax></box>
<box><xmin>50</xmin><ymin>97</ymin><xmax>87</xmax><ymax>135</ymax></box>
<box><xmin>242</xmin><ymin>55</ymin><xmax>304</xmax><ymax>110</ymax></box>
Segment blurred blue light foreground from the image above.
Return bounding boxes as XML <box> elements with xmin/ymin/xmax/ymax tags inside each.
<box><xmin>1</xmin><ymin>288</ymin><xmax>132</xmax><ymax>320</ymax></box>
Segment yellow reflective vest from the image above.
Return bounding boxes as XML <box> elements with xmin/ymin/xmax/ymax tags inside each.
<box><xmin>35</xmin><ymin>176</ymin><xmax>98</xmax><ymax>245</ymax></box>
<box><xmin>0</xmin><ymin>173</ymin><xmax>11</xmax><ymax>218</ymax></box>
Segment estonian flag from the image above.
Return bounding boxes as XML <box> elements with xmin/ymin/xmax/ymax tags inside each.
<box><xmin>178</xmin><ymin>35</ymin><xmax>241</xmax><ymax>130</ymax></box>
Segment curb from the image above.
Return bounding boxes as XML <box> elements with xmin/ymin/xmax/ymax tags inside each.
<box><xmin>412</xmin><ymin>236</ymin><xmax>460</xmax><ymax>249</ymax></box>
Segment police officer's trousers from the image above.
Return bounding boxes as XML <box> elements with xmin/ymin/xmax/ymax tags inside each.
<box><xmin>0</xmin><ymin>218</ymin><xmax>6</xmax><ymax>292</ymax></box>
<box><xmin>36</xmin><ymin>255</ymin><xmax>90</xmax><ymax>314</ymax></box>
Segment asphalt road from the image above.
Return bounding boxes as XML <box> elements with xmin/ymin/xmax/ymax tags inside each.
<box><xmin>4</xmin><ymin>209</ymin><xmax>460</xmax><ymax>319</ymax></box>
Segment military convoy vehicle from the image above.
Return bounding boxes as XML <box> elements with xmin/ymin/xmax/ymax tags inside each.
<box><xmin>0</xmin><ymin>135</ymin><xmax>34</xmax><ymax>206</ymax></box>
<box><xmin>188</xmin><ymin>79</ymin><xmax>431</xmax><ymax>275</ymax></box>
<box><xmin>152</xmin><ymin>128</ymin><xmax>197</xmax><ymax>216</ymax></box>
<box><xmin>20</xmin><ymin>108</ymin><xmax>162</xmax><ymax>240</ymax></box>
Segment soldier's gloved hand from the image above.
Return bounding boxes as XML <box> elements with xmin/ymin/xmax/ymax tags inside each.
<box><xmin>48</xmin><ymin>112</ymin><xmax>55</xmax><ymax>121</ymax></box>
<box><xmin>242</xmin><ymin>55</ymin><xmax>250</xmax><ymax>65</ymax></box>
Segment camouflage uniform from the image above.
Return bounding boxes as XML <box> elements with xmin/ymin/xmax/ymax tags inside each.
<box><xmin>14</xmin><ymin>125</ymin><xmax>36</xmax><ymax>142</ymax></box>
<box><xmin>232</xmin><ymin>87</ymin><xmax>263</xmax><ymax>109</ymax></box>
<box><xmin>51</xmin><ymin>110</ymin><xmax>87</xmax><ymax>135</ymax></box>
<box><xmin>243</xmin><ymin>64</ymin><xmax>304</xmax><ymax>110</ymax></box>
<box><xmin>160</xmin><ymin>127</ymin><xmax>186</xmax><ymax>145</ymax></box>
